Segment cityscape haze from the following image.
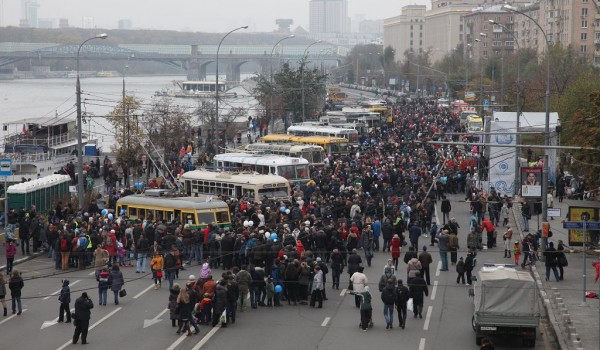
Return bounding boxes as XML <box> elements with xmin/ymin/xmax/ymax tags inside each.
<box><xmin>0</xmin><ymin>0</ymin><xmax>428</xmax><ymax>33</ymax></box>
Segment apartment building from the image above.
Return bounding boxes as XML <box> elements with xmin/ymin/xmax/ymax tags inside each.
<box><xmin>383</xmin><ymin>5</ymin><xmax>427</xmax><ymax>59</ymax></box>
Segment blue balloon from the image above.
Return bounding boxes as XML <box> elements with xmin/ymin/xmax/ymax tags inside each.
<box><xmin>107</xmin><ymin>213</ymin><xmax>114</xmax><ymax>221</ymax></box>
<box><xmin>457</xmin><ymin>173</ymin><xmax>463</xmax><ymax>179</ymax></box>
<box><xmin>119</xmin><ymin>209</ymin><xmax>126</xmax><ymax>216</ymax></box>
<box><xmin>280</xmin><ymin>206</ymin><xmax>286</xmax><ymax>213</ymax></box>
<box><xmin>101</xmin><ymin>209</ymin><xmax>108</xmax><ymax>216</ymax></box>
<box><xmin>274</xmin><ymin>285</ymin><xmax>283</xmax><ymax>293</ymax></box>
<box><xmin>270</xmin><ymin>233</ymin><xmax>278</xmax><ymax>241</ymax></box>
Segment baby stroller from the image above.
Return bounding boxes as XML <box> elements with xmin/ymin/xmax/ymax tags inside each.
<box><xmin>358</xmin><ymin>310</ymin><xmax>374</xmax><ymax>330</ymax></box>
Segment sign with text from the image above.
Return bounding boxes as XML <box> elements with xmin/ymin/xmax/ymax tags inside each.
<box><xmin>0</xmin><ymin>158</ymin><xmax>12</xmax><ymax>176</ymax></box>
<box><xmin>547</xmin><ymin>208</ymin><xmax>561</xmax><ymax>217</ymax></box>
<box><xmin>567</xmin><ymin>206</ymin><xmax>600</xmax><ymax>246</ymax></box>
<box><xmin>521</xmin><ymin>167</ymin><xmax>542</xmax><ymax>198</ymax></box>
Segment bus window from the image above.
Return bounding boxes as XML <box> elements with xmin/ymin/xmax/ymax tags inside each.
<box><xmin>184</xmin><ymin>212</ymin><xmax>196</xmax><ymax>225</ymax></box>
<box><xmin>258</xmin><ymin>187</ymin><xmax>288</xmax><ymax>199</ymax></box>
<box><xmin>279</xmin><ymin>165</ymin><xmax>295</xmax><ymax>180</ymax></box>
<box><xmin>118</xmin><ymin>205</ymin><xmax>127</xmax><ymax>216</ymax></box>
<box><xmin>147</xmin><ymin>210</ymin><xmax>154</xmax><ymax>221</ymax></box>
<box><xmin>215</xmin><ymin>210</ymin><xmax>230</xmax><ymax>224</ymax></box>
<box><xmin>197</xmin><ymin>212</ymin><xmax>214</xmax><ymax>226</ymax></box>
<box><xmin>165</xmin><ymin>211</ymin><xmax>174</xmax><ymax>222</ymax></box>
<box><xmin>156</xmin><ymin>210</ymin><xmax>163</xmax><ymax>221</ymax></box>
<box><xmin>174</xmin><ymin>210</ymin><xmax>181</xmax><ymax>222</ymax></box>
<box><xmin>243</xmin><ymin>189</ymin><xmax>256</xmax><ymax>201</ymax></box>
<box><xmin>296</xmin><ymin>164</ymin><xmax>310</xmax><ymax>180</ymax></box>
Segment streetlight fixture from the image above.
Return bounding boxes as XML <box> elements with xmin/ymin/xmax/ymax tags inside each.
<box><xmin>301</xmin><ymin>40</ymin><xmax>322</xmax><ymax>122</ymax></box>
<box><xmin>76</xmin><ymin>33</ymin><xmax>107</xmax><ymax>210</ymax></box>
<box><xmin>490</xmin><ymin>19</ymin><xmax>522</xmax><ymax>195</ymax></box>
<box><xmin>269</xmin><ymin>34</ymin><xmax>295</xmax><ymax>133</ymax></box>
<box><xmin>215</xmin><ymin>25</ymin><xmax>248</xmax><ymax>151</ymax></box>
<box><xmin>503</xmin><ymin>3</ymin><xmax>552</xmax><ymax>255</ymax></box>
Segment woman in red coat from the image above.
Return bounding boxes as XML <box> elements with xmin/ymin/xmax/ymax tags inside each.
<box><xmin>389</xmin><ymin>234</ymin><xmax>402</xmax><ymax>270</ymax></box>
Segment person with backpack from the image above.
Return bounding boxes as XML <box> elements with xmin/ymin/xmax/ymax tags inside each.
<box><xmin>58</xmin><ymin>279</ymin><xmax>71</xmax><ymax>323</ymax></box>
<box><xmin>76</xmin><ymin>232</ymin><xmax>89</xmax><ymax>270</ymax></box>
<box><xmin>380</xmin><ymin>278</ymin><xmax>397</xmax><ymax>329</ymax></box>
<box><xmin>96</xmin><ymin>268</ymin><xmax>110</xmax><ymax>306</ymax></box>
<box><xmin>395</xmin><ymin>279</ymin><xmax>410</xmax><ymax>329</ymax></box>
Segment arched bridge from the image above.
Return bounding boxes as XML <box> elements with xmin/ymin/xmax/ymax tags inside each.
<box><xmin>0</xmin><ymin>42</ymin><xmax>345</xmax><ymax>81</ymax></box>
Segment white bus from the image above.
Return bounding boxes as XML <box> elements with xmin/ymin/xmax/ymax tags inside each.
<box><xmin>179</xmin><ymin>170</ymin><xmax>290</xmax><ymax>202</ymax></box>
<box><xmin>287</xmin><ymin>124</ymin><xmax>359</xmax><ymax>145</ymax></box>
<box><xmin>213</xmin><ymin>153</ymin><xmax>310</xmax><ymax>184</ymax></box>
<box><xmin>243</xmin><ymin>143</ymin><xmax>325</xmax><ymax>165</ymax></box>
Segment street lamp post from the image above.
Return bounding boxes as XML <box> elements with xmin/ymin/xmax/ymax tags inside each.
<box><xmin>76</xmin><ymin>33</ymin><xmax>107</xmax><ymax>210</ymax></box>
<box><xmin>301</xmin><ymin>40</ymin><xmax>321</xmax><ymax>122</ymax></box>
<box><xmin>215</xmin><ymin>25</ymin><xmax>248</xmax><ymax>151</ymax></box>
<box><xmin>490</xmin><ymin>19</ymin><xmax>521</xmax><ymax>196</ymax></box>
<box><xmin>269</xmin><ymin>35</ymin><xmax>295</xmax><ymax>133</ymax></box>
<box><xmin>503</xmin><ymin>4</ymin><xmax>552</xmax><ymax>254</ymax></box>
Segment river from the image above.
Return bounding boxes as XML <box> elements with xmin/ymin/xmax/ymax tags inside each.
<box><xmin>0</xmin><ymin>75</ymin><xmax>258</xmax><ymax>151</ymax></box>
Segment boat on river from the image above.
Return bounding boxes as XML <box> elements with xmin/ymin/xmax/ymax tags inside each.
<box><xmin>154</xmin><ymin>80</ymin><xmax>238</xmax><ymax>99</ymax></box>
<box><xmin>1</xmin><ymin>116</ymin><xmax>98</xmax><ymax>184</ymax></box>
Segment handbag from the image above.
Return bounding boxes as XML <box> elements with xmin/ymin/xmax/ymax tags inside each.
<box><xmin>156</xmin><ymin>270</ymin><xmax>163</xmax><ymax>278</ymax></box>
<box><xmin>558</xmin><ymin>254</ymin><xmax>568</xmax><ymax>267</ymax></box>
<box><xmin>119</xmin><ymin>289</ymin><xmax>127</xmax><ymax>298</ymax></box>
<box><xmin>407</xmin><ymin>298</ymin><xmax>414</xmax><ymax>312</ymax></box>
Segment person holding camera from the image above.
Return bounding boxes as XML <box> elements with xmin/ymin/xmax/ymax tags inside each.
<box><xmin>73</xmin><ymin>292</ymin><xmax>94</xmax><ymax>345</ymax></box>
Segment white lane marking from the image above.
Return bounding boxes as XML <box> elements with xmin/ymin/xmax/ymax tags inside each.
<box><xmin>41</xmin><ymin>308</ymin><xmax>75</xmax><ymax>329</ymax></box>
<box><xmin>134</xmin><ymin>284</ymin><xmax>156</xmax><ymax>299</ymax></box>
<box><xmin>418</xmin><ymin>338</ymin><xmax>426</xmax><ymax>350</ymax></box>
<box><xmin>44</xmin><ymin>280</ymin><xmax>81</xmax><ymax>300</ymax></box>
<box><xmin>56</xmin><ymin>307</ymin><xmax>121</xmax><ymax>350</ymax></box>
<box><xmin>166</xmin><ymin>334</ymin><xmax>187</xmax><ymax>350</ymax></box>
<box><xmin>191</xmin><ymin>325</ymin><xmax>220</xmax><ymax>350</ymax></box>
<box><xmin>340</xmin><ymin>288</ymin><xmax>347</xmax><ymax>296</ymax></box>
<box><xmin>435</xmin><ymin>261</ymin><xmax>441</xmax><ymax>277</ymax></box>
<box><xmin>423</xmin><ymin>306</ymin><xmax>433</xmax><ymax>331</ymax></box>
<box><xmin>321</xmin><ymin>317</ymin><xmax>331</xmax><ymax>327</ymax></box>
<box><xmin>431</xmin><ymin>281</ymin><xmax>438</xmax><ymax>301</ymax></box>
<box><xmin>0</xmin><ymin>309</ymin><xmax>27</xmax><ymax>325</ymax></box>
<box><xmin>88</xmin><ymin>271</ymin><xmax>96</xmax><ymax>276</ymax></box>
<box><xmin>144</xmin><ymin>308</ymin><xmax>169</xmax><ymax>328</ymax></box>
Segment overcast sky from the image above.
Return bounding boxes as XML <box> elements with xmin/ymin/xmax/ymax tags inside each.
<box><xmin>2</xmin><ymin>0</ymin><xmax>429</xmax><ymax>32</ymax></box>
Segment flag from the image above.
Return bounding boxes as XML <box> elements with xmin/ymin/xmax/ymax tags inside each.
<box><xmin>22</xmin><ymin>124</ymin><xmax>31</xmax><ymax>137</ymax></box>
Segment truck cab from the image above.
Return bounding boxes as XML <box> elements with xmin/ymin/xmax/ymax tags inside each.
<box><xmin>466</xmin><ymin>115</ymin><xmax>483</xmax><ymax>133</ymax></box>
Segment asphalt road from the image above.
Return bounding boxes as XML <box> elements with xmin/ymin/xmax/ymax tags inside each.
<box><xmin>1</xmin><ymin>193</ymin><xmax>557</xmax><ymax>350</ymax></box>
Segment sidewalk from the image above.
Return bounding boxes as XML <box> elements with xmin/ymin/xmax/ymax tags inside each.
<box><xmin>512</xmin><ymin>197</ymin><xmax>600</xmax><ymax>350</ymax></box>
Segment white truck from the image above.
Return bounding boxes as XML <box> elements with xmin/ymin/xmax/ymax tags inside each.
<box><xmin>472</xmin><ymin>264</ymin><xmax>539</xmax><ymax>347</ymax></box>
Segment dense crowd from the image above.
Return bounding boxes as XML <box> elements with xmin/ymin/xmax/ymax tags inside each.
<box><xmin>1</xmin><ymin>96</ymin><xmax>570</xmax><ymax>350</ymax></box>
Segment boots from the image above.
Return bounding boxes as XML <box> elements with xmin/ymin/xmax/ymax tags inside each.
<box><xmin>3</xmin><ymin>307</ymin><xmax>6</xmax><ymax>316</ymax></box>
<box><xmin>508</xmin><ymin>250</ymin><xmax>511</xmax><ymax>258</ymax></box>
<box><xmin>504</xmin><ymin>250</ymin><xmax>508</xmax><ymax>258</ymax></box>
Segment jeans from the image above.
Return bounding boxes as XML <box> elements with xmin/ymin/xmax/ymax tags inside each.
<box><xmin>166</xmin><ymin>270</ymin><xmax>175</xmax><ymax>289</ymax></box>
<box><xmin>227</xmin><ymin>300</ymin><xmax>237</xmax><ymax>323</ymax></box>
<box><xmin>360</xmin><ymin>308</ymin><xmax>372</xmax><ymax>330</ymax></box>
<box><xmin>383</xmin><ymin>304</ymin><xmax>394</xmax><ymax>327</ymax></box>
<box><xmin>546</xmin><ymin>265</ymin><xmax>560</xmax><ymax>281</ymax></box>
<box><xmin>20</xmin><ymin>237</ymin><xmax>30</xmax><ymax>254</ymax></box>
<box><xmin>522</xmin><ymin>215</ymin><xmax>530</xmax><ymax>231</ymax></box>
<box><xmin>113</xmin><ymin>290</ymin><xmax>120</xmax><ymax>304</ymax></box>
<box><xmin>439</xmin><ymin>251</ymin><xmax>448</xmax><ymax>270</ymax></box>
<box><xmin>331</xmin><ymin>269</ymin><xmax>340</xmax><ymax>289</ymax></box>
<box><xmin>250</xmin><ymin>286</ymin><xmax>259</xmax><ymax>308</ymax></box>
<box><xmin>396</xmin><ymin>304</ymin><xmax>407</xmax><ymax>327</ymax></box>
<box><xmin>11</xmin><ymin>296</ymin><xmax>22</xmax><ymax>313</ymax></box>
<box><xmin>6</xmin><ymin>224</ymin><xmax>16</xmax><ymax>240</ymax></box>
<box><xmin>6</xmin><ymin>258</ymin><xmax>14</xmax><ymax>273</ymax></box>
<box><xmin>136</xmin><ymin>255</ymin><xmax>147</xmax><ymax>272</ymax></box>
<box><xmin>98</xmin><ymin>288</ymin><xmax>108</xmax><ymax>305</ymax></box>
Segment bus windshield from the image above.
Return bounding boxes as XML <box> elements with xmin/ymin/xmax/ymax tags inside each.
<box><xmin>258</xmin><ymin>187</ymin><xmax>289</xmax><ymax>199</ymax></box>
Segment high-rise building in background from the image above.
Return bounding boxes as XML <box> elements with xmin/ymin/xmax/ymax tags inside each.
<box><xmin>58</xmin><ymin>18</ymin><xmax>69</xmax><ymax>28</ymax></box>
<box><xmin>309</xmin><ymin>0</ymin><xmax>350</xmax><ymax>34</ymax></box>
<box><xmin>118</xmin><ymin>19</ymin><xmax>132</xmax><ymax>29</ymax></box>
<box><xmin>38</xmin><ymin>18</ymin><xmax>54</xmax><ymax>28</ymax></box>
<box><xmin>82</xmin><ymin>16</ymin><xmax>94</xmax><ymax>29</ymax></box>
<box><xmin>20</xmin><ymin>0</ymin><xmax>39</xmax><ymax>28</ymax></box>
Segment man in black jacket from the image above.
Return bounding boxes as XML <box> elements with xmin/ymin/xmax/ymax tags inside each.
<box><xmin>409</xmin><ymin>272</ymin><xmax>429</xmax><ymax>319</ymax></box>
<box><xmin>395</xmin><ymin>279</ymin><xmax>410</xmax><ymax>329</ymax></box>
<box><xmin>73</xmin><ymin>292</ymin><xmax>94</xmax><ymax>344</ymax></box>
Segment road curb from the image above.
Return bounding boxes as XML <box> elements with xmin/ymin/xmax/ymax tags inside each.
<box><xmin>511</xmin><ymin>204</ymin><xmax>572</xmax><ymax>350</ymax></box>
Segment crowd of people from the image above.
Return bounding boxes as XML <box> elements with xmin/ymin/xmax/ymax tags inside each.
<box><xmin>1</xmin><ymin>96</ymin><xmax>577</xmax><ymax>350</ymax></box>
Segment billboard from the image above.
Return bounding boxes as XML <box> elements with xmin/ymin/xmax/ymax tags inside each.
<box><xmin>521</xmin><ymin>167</ymin><xmax>542</xmax><ymax>198</ymax></box>
<box><xmin>567</xmin><ymin>206</ymin><xmax>599</xmax><ymax>246</ymax></box>
<box><xmin>488</xmin><ymin>121</ymin><xmax>515</xmax><ymax>196</ymax></box>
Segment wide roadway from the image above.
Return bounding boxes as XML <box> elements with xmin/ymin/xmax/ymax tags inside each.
<box><xmin>2</xmin><ymin>193</ymin><xmax>556</xmax><ymax>350</ymax></box>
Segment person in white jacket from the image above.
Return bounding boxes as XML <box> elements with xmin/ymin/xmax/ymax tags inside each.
<box><xmin>310</xmin><ymin>265</ymin><xmax>324</xmax><ymax>308</ymax></box>
<box><xmin>350</xmin><ymin>266</ymin><xmax>368</xmax><ymax>308</ymax></box>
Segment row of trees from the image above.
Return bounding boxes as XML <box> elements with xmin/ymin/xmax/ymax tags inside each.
<box><xmin>106</xmin><ymin>95</ymin><xmax>249</xmax><ymax>170</ymax></box>
<box><xmin>252</xmin><ymin>58</ymin><xmax>327</xmax><ymax>130</ymax></box>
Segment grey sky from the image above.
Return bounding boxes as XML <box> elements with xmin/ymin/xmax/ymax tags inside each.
<box><xmin>2</xmin><ymin>0</ymin><xmax>428</xmax><ymax>32</ymax></box>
